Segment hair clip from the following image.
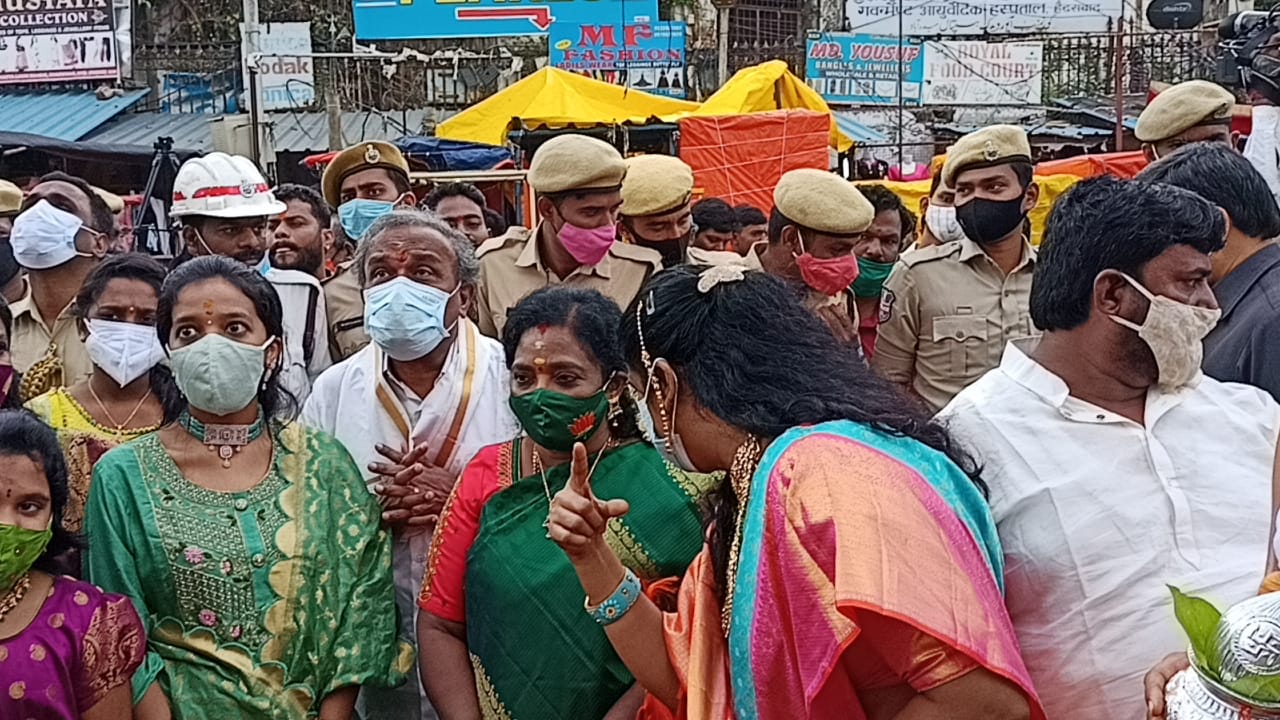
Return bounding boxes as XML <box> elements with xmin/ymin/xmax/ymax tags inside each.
<box><xmin>696</xmin><ymin>265</ymin><xmax>746</xmax><ymax>294</ymax></box>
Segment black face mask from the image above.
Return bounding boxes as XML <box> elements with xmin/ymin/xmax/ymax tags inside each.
<box><xmin>0</xmin><ymin>240</ymin><xmax>18</xmax><ymax>287</ymax></box>
<box><xmin>955</xmin><ymin>195</ymin><xmax>1027</xmax><ymax>245</ymax></box>
<box><xmin>632</xmin><ymin>231</ymin><xmax>692</xmax><ymax>267</ymax></box>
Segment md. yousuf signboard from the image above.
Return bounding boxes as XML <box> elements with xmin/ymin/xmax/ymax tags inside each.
<box><xmin>0</xmin><ymin>0</ymin><xmax>118</xmax><ymax>85</ymax></box>
<box><xmin>550</xmin><ymin>21</ymin><xmax>687</xmax><ymax>98</ymax></box>
<box><xmin>354</xmin><ymin>0</ymin><xmax>659</xmax><ymax>41</ymax></box>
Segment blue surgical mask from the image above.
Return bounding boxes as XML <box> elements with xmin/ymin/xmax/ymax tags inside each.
<box><xmin>338</xmin><ymin>198</ymin><xmax>397</xmax><ymax>241</ymax></box>
<box><xmin>363</xmin><ymin>276</ymin><xmax>459</xmax><ymax>361</ymax></box>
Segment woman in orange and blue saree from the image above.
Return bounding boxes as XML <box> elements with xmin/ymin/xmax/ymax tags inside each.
<box><xmin>547</xmin><ymin>266</ymin><xmax>1045</xmax><ymax>720</ymax></box>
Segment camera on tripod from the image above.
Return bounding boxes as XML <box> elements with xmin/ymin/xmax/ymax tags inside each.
<box><xmin>1218</xmin><ymin>10</ymin><xmax>1280</xmax><ymax>102</ymax></box>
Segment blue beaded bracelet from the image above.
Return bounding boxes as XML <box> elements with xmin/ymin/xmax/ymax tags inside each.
<box><xmin>585</xmin><ymin>568</ymin><xmax>642</xmax><ymax>626</ymax></box>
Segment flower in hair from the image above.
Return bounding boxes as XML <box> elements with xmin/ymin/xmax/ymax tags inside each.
<box><xmin>696</xmin><ymin>265</ymin><xmax>746</xmax><ymax>294</ymax></box>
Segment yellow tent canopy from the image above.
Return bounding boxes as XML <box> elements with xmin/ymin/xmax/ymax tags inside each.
<box><xmin>691</xmin><ymin>60</ymin><xmax>852</xmax><ymax>152</ymax></box>
<box><xmin>435</xmin><ymin>67</ymin><xmax>700</xmax><ymax>147</ymax></box>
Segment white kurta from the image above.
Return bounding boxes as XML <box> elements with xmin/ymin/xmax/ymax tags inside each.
<box><xmin>301</xmin><ymin>320</ymin><xmax>520</xmax><ymax>720</ymax></box>
<box><xmin>939</xmin><ymin>340</ymin><xmax>1279</xmax><ymax>720</ymax></box>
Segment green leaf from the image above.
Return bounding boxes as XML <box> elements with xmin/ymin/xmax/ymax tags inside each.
<box><xmin>1223</xmin><ymin>672</ymin><xmax>1280</xmax><ymax>704</ymax></box>
<box><xmin>1171</xmin><ymin>585</ymin><xmax>1224</xmax><ymax>674</ymax></box>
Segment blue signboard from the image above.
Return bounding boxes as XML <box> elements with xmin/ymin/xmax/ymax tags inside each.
<box><xmin>354</xmin><ymin>0</ymin><xmax>659</xmax><ymax>41</ymax></box>
<box><xmin>804</xmin><ymin>33</ymin><xmax>925</xmax><ymax>106</ymax></box>
<box><xmin>549</xmin><ymin>21</ymin><xmax>686</xmax><ymax>98</ymax></box>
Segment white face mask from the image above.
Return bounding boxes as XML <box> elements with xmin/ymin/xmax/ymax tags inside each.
<box><xmin>11</xmin><ymin>199</ymin><xmax>98</xmax><ymax>270</ymax></box>
<box><xmin>641</xmin><ymin>360</ymin><xmax>701</xmax><ymax>473</ymax></box>
<box><xmin>84</xmin><ymin>319</ymin><xmax>168</xmax><ymax>387</ymax></box>
<box><xmin>924</xmin><ymin>205</ymin><xmax>967</xmax><ymax>245</ymax></box>
<box><xmin>1108</xmin><ymin>272</ymin><xmax>1221</xmax><ymax>391</ymax></box>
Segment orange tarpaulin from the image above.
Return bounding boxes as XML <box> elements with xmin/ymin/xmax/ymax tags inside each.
<box><xmin>1034</xmin><ymin>151</ymin><xmax>1149</xmax><ymax>179</ymax></box>
<box><xmin>679</xmin><ymin>110</ymin><xmax>830</xmax><ymax>214</ymax></box>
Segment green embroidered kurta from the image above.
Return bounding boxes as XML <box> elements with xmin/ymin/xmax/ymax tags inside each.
<box><xmin>85</xmin><ymin>422</ymin><xmax>413</xmax><ymax>719</ymax></box>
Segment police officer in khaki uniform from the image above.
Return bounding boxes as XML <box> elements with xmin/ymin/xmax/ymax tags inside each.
<box><xmin>1135</xmin><ymin>80</ymin><xmax>1236</xmax><ymax>162</ymax></box>
<box><xmin>618</xmin><ymin>154</ymin><xmax>695</xmax><ymax>267</ymax></box>
<box><xmin>320</xmin><ymin>141</ymin><xmax>416</xmax><ymax>361</ymax></box>
<box><xmin>756</xmin><ymin>168</ymin><xmax>873</xmax><ymax>348</ymax></box>
<box><xmin>474</xmin><ymin>134</ymin><xmax>661</xmax><ymax>337</ymax></box>
<box><xmin>873</xmin><ymin>125</ymin><xmax>1040</xmax><ymax>412</ymax></box>
<box><xmin>0</xmin><ymin>179</ymin><xmax>25</xmax><ymax>303</ymax></box>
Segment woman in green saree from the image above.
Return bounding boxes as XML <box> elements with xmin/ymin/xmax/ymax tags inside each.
<box><xmin>416</xmin><ymin>286</ymin><xmax>713</xmax><ymax>720</ymax></box>
<box><xmin>85</xmin><ymin>256</ymin><xmax>411</xmax><ymax>720</ymax></box>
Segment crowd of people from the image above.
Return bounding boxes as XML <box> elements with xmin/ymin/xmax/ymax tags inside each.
<box><xmin>0</xmin><ymin>76</ymin><xmax>1278</xmax><ymax>720</ymax></box>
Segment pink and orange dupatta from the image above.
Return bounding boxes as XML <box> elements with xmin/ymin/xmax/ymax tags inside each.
<box><xmin>641</xmin><ymin>421</ymin><xmax>1044</xmax><ymax>720</ymax></box>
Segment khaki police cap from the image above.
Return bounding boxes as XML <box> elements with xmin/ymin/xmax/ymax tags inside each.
<box><xmin>620</xmin><ymin>154</ymin><xmax>694</xmax><ymax>217</ymax></box>
<box><xmin>92</xmin><ymin>186</ymin><xmax>124</xmax><ymax>214</ymax></box>
<box><xmin>527</xmin><ymin>134</ymin><xmax>626</xmax><ymax>195</ymax></box>
<box><xmin>321</xmin><ymin>141</ymin><xmax>409</xmax><ymax>208</ymax></box>
<box><xmin>941</xmin><ymin>125</ymin><xmax>1033</xmax><ymax>187</ymax></box>
<box><xmin>0</xmin><ymin>179</ymin><xmax>21</xmax><ymax>216</ymax></box>
<box><xmin>1134</xmin><ymin>80</ymin><xmax>1235</xmax><ymax>143</ymax></box>
<box><xmin>773</xmin><ymin>168</ymin><xmax>875</xmax><ymax>236</ymax></box>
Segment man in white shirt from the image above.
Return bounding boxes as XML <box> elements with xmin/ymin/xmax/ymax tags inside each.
<box><xmin>939</xmin><ymin>176</ymin><xmax>1280</xmax><ymax>720</ymax></box>
<box><xmin>170</xmin><ymin>153</ymin><xmax>330</xmax><ymax>404</ymax></box>
<box><xmin>301</xmin><ymin>209</ymin><xmax>519</xmax><ymax>720</ymax></box>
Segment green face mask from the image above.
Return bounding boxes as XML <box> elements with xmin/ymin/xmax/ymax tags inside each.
<box><xmin>851</xmin><ymin>256</ymin><xmax>896</xmax><ymax>298</ymax></box>
<box><xmin>508</xmin><ymin>387</ymin><xmax>610</xmax><ymax>452</ymax></box>
<box><xmin>0</xmin><ymin>522</ymin><xmax>52</xmax><ymax>592</ymax></box>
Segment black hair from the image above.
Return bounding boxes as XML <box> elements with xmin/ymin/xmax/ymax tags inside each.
<box><xmin>0</xmin><ymin>410</ymin><xmax>81</xmax><ymax>569</ymax></box>
<box><xmin>1137</xmin><ymin>142</ymin><xmax>1280</xmax><ymax>241</ymax></box>
<box><xmin>692</xmin><ymin>198</ymin><xmax>740</xmax><ymax>235</ymax></box>
<box><xmin>425</xmin><ymin>182</ymin><xmax>488</xmax><ymax>215</ymax></box>
<box><xmin>766</xmin><ymin>206</ymin><xmax>791</xmax><ymax>244</ymax></box>
<box><xmin>33</xmin><ymin>171</ymin><xmax>117</xmax><ymax>240</ymax></box>
<box><xmin>502</xmin><ymin>286</ymin><xmax>640</xmax><ymax>441</ymax></box>
<box><xmin>484</xmin><ymin>208</ymin><xmax>508</xmax><ymax>237</ymax></box>
<box><xmin>734</xmin><ymin>204</ymin><xmax>767</xmax><ymax>227</ymax></box>
<box><xmin>72</xmin><ymin>253</ymin><xmax>185</xmax><ymax>423</ymax></box>
<box><xmin>1031</xmin><ymin>176</ymin><xmax>1227</xmax><ymax>331</ymax></box>
<box><xmin>1011</xmin><ymin>161</ymin><xmax>1034</xmax><ymax>189</ymax></box>
<box><xmin>622</xmin><ymin>266</ymin><xmax>985</xmax><ymax>599</ymax></box>
<box><xmin>859</xmin><ymin>184</ymin><xmax>916</xmax><ymax>241</ymax></box>
<box><xmin>929</xmin><ymin>171</ymin><xmax>943</xmax><ymax>195</ymax></box>
<box><xmin>156</xmin><ymin>255</ymin><xmax>297</xmax><ymax>421</ymax></box>
<box><xmin>273</xmin><ymin>183</ymin><xmax>331</xmax><ymax>229</ymax></box>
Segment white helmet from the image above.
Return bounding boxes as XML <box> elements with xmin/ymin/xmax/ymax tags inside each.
<box><xmin>170</xmin><ymin>152</ymin><xmax>286</xmax><ymax>219</ymax></box>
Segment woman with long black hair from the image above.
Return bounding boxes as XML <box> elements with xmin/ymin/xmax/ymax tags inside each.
<box><xmin>547</xmin><ymin>265</ymin><xmax>1044</xmax><ymax>720</ymax></box>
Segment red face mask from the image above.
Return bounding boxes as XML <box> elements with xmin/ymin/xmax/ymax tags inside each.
<box><xmin>794</xmin><ymin>232</ymin><xmax>860</xmax><ymax>296</ymax></box>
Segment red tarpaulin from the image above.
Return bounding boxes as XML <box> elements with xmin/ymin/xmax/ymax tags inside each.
<box><xmin>678</xmin><ymin>109</ymin><xmax>830</xmax><ymax>213</ymax></box>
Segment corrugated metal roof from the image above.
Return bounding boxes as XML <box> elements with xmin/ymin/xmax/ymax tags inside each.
<box><xmin>833</xmin><ymin>114</ymin><xmax>890</xmax><ymax>145</ymax></box>
<box><xmin>86</xmin><ymin>109</ymin><xmax>434</xmax><ymax>154</ymax></box>
<box><xmin>0</xmin><ymin>89</ymin><xmax>150</xmax><ymax>141</ymax></box>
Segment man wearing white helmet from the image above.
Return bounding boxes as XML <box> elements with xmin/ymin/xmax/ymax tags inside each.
<box><xmin>170</xmin><ymin>152</ymin><xmax>331</xmax><ymax>403</ymax></box>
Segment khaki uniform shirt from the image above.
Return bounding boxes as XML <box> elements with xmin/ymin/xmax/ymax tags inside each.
<box><xmin>474</xmin><ymin>225</ymin><xmax>662</xmax><ymax>338</ymax></box>
<box><xmin>324</xmin><ymin>261</ymin><xmax>369</xmax><ymax>362</ymax></box>
<box><xmin>872</xmin><ymin>237</ymin><xmax>1038</xmax><ymax>412</ymax></box>
<box><xmin>10</xmin><ymin>284</ymin><xmax>92</xmax><ymax>393</ymax></box>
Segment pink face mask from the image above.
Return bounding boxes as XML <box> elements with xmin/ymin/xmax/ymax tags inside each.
<box><xmin>794</xmin><ymin>232</ymin><xmax>860</xmax><ymax>296</ymax></box>
<box><xmin>556</xmin><ymin>220</ymin><xmax>617</xmax><ymax>266</ymax></box>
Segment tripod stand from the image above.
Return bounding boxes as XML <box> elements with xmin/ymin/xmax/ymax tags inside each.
<box><xmin>133</xmin><ymin>137</ymin><xmax>182</xmax><ymax>256</ymax></box>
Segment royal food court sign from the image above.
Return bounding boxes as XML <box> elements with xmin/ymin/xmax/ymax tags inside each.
<box><xmin>354</xmin><ymin>0</ymin><xmax>659</xmax><ymax>40</ymax></box>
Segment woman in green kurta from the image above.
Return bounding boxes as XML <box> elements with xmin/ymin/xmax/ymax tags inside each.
<box><xmin>417</xmin><ymin>287</ymin><xmax>714</xmax><ymax>719</ymax></box>
<box><xmin>85</xmin><ymin>256</ymin><xmax>411</xmax><ymax>720</ymax></box>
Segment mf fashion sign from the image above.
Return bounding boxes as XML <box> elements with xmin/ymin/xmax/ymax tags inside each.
<box><xmin>923</xmin><ymin>40</ymin><xmax>1043</xmax><ymax>105</ymax></box>
<box><xmin>0</xmin><ymin>0</ymin><xmax>118</xmax><ymax>85</ymax></box>
<box><xmin>549</xmin><ymin>21</ymin><xmax>687</xmax><ymax>98</ymax></box>
<box><xmin>804</xmin><ymin>33</ymin><xmax>924</xmax><ymax>106</ymax></box>
<box><xmin>846</xmin><ymin>0</ymin><xmax>1122</xmax><ymax>35</ymax></box>
<box><xmin>354</xmin><ymin>0</ymin><xmax>658</xmax><ymax>41</ymax></box>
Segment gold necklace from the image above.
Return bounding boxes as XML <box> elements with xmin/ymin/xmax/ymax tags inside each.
<box><xmin>721</xmin><ymin>434</ymin><xmax>764</xmax><ymax>637</ymax></box>
<box><xmin>530</xmin><ymin>437</ymin><xmax>616</xmax><ymax>537</ymax></box>
<box><xmin>86</xmin><ymin>379</ymin><xmax>151</xmax><ymax>434</ymax></box>
<box><xmin>0</xmin><ymin>572</ymin><xmax>31</xmax><ymax>624</ymax></box>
